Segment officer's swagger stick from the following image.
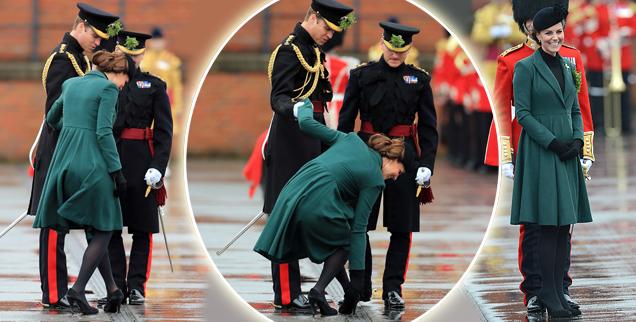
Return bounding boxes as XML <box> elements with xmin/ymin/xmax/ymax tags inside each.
<box><xmin>216</xmin><ymin>211</ymin><xmax>266</xmax><ymax>256</ymax></box>
<box><xmin>0</xmin><ymin>211</ymin><xmax>28</xmax><ymax>239</ymax></box>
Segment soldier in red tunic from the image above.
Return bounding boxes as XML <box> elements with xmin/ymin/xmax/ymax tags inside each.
<box><xmin>483</xmin><ymin>0</ymin><xmax>595</xmax><ymax>314</ymax></box>
<box><xmin>584</xmin><ymin>0</ymin><xmax>636</xmax><ymax>134</ymax></box>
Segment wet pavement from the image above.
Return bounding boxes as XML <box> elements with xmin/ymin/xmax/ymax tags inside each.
<box><xmin>463</xmin><ymin>135</ymin><xmax>636</xmax><ymax>321</ymax></box>
<box><xmin>189</xmin><ymin>157</ymin><xmax>497</xmax><ymax>321</ymax></box>
<box><xmin>0</xmin><ymin>160</ymin><xmax>212</xmax><ymax>321</ymax></box>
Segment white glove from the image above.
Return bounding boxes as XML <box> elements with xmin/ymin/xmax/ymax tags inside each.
<box><xmin>501</xmin><ymin>162</ymin><xmax>514</xmax><ymax>179</ymax></box>
<box><xmin>490</xmin><ymin>24</ymin><xmax>511</xmax><ymax>38</ymax></box>
<box><xmin>415</xmin><ymin>167</ymin><xmax>432</xmax><ymax>186</ymax></box>
<box><xmin>580</xmin><ymin>158</ymin><xmax>593</xmax><ymax>173</ymax></box>
<box><xmin>144</xmin><ymin>168</ymin><xmax>162</xmax><ymax>187</ymax></box>
<box><xmin>293</xmin><ymin>99</ymin><xmax>311</xmax><ymax>118</ymax></box>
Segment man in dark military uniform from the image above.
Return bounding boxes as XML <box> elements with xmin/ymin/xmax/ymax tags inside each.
<box><xmin>262</xmin><ymin>0</ymin><xmax>355</xmax><ymax>311</ymax></box>
<box><xmin>30</xmin><ymin>2</ymin><xmax>119</xmax><ymax>310</ymax></box>
<box><xmin>338</xmin><ymin>21</ymin><xmax>438</xmax><ymax>309</ymax></box>
<box><xmin>100</xmin><ymin>30</ymin><xmax>172</xmax><ymax>306</ymax></box>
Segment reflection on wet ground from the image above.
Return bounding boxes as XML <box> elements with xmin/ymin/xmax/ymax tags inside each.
<box><xmin>465</xmin><ymin>136</ymin><xmax>636</xmax><ymax>321</ymax></box>
<box><xmin>0</xmin><ymin>162</ymin><xmax>211</xmax><ymax>321</ymax></box>
<box><xmin>190</xmin><ymin>158</ymin><xmax>496</xmax><ymax>321</ymax></box>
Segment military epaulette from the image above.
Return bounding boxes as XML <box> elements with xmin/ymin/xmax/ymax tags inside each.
<box><xmin>149</xmin><ymin>73</ymin><xmax>167</xmax><ymax>87</ymax></box>
<box><xmin>350</xmin><ymin>61</ymin><xmax>373</xmax><ymax>73</ymax></box>
<box><xmin>408</xmin><ymin>64</ymin><xmax>429</xmax><ymax>75</ymax></box>
<box><xmin>42</xmin><ymin>43</ymin><xmax>89</xmax><ymax>93</ymax></box>
<box><xmin>142</xmin><ymin>70</ymin><xmax>165</xmax><ymax>83</ymax></box>
<box><xmin>500</xmin><ymin>43</ymin><xmax>523</xmax><ymax>57</ymax></box>
<box><xmin>283</xmin><ymin>35</ymin><xmax>295</xmax><ymax>46</ymax></box>
<box><xmin>561</xmin><ymin>44</ymin><xmax>578</xmax><ymax>50</ymax></box>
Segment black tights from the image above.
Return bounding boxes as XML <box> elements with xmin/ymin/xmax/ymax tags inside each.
<box><xmin>72</xmin><ymin>230</ymin><xmax>118</xmax><ymax>296</ymax></box>
<box><xmin>314</xmin><ymin>248</ymin><xmax>349</xmax><ymax>294</ymax></box>
<box><xmin>539</xmin><ymin>225</ymin><xmax>570</xmax><ymax>311</ymax></box>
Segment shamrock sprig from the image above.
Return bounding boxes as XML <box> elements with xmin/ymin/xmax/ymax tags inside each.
<box><xmin>339</xmin><ymin>12</ymin><xmax>357</xmax><ymax>30</ymax></box>
<box><xmin>107</xmin><ymin>20</ymin><xmax>123</xmax><ymax>37</ymax></box>
<box><xmin>390</xmin><ymin>34</ymin><xmax>405</xmax><ymax>48</ymax></box>
<box><xmin>124</xmin><ymin>36</ymin><xmax>139</xmax><ymax>51</ymax></box>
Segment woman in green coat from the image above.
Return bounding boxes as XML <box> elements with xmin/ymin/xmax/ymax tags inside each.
<box><xmin>33</xmin><ymin>51</ymin><xmax>131</xmax><ymax>315</ymax></box>
<box><xmin>511</xmin><ymin>5</ymin><xmax>592</xmax><ymax>318</ymax></box>
<box><xmin>254</xmin><ymin>99</ymin><xmax>405</xmax><ymax>316</ymax></box>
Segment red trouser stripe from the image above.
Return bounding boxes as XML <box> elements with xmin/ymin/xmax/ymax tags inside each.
<box><xmin>403</xmin><ymin>233</ymin><xmax>413</xmax><ymax>283</ymax></box>
<box><xmin>144</xmin><ymin>234</ymin><xmax>153</xmax><ymax>294</ymax></box>
<box><xmin>518</xmin><ymin>225</ymin><xmax>527</xmax><ymax>304</ymax></box>
<box><xmin>279</xmin><ymin>263</ymin><xmax>291</xmax><ymax>305</ymax></box>
<box><xmin>47</xmin><ymin>229</ymin><xmax>58</xmax><ymax>303</ymax></box>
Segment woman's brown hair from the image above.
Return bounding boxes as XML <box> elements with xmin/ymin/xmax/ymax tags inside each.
<box><xmin>368</xmin><ymin>134</ymin><xmax>405</xmax><ymax>160</ymax></box>
<box><xmin>91</xmin><ymin>50</ymin><xmax>128</xmax><ymax>74</ymax></box>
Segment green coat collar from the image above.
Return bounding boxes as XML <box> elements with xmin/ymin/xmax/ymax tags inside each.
<box><xmin>530</xmin><ymin>50</ymin><xmax>575</xmax><ymax>108</ymax></box>
<box><xmin>86</xmin><ymin>70</ymin><xmax>107</xmax><ymax>79</ymax></box>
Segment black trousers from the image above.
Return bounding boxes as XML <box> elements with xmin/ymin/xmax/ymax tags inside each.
<box><xmin>39</xmin><ymin>228</ymin><xmax>68</xmax><ymax>305</ymax></box>
<box><xmin>108</xmin><ymin>230</ymin><xmax>154</xmax><ymax>296</ymax></box>
<box><xmin>271</xmin><ymin>261</ymin><xmax>301</xmax><ymax>306</ymax></box>
<box><xmin>363</xmin><ymin>232</ymin><xmax>413</xmax><ymax>298</ymax></box>
<box><xmin>519</xmin><ymin>223</ymin><xmax>572</xmax><ymax>304</ymax></box>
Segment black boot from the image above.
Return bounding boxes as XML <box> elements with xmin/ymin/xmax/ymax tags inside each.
<box><xmin>555</xmin><ymin>225</ymin><xmax>581</xmax><ymax>317</ymax></box>
<box><xmin>538</xmin><ymin>226</ymin><xmax>571</xmax><ymax>318</ymax></box>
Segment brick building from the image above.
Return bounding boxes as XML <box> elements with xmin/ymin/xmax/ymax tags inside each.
<box><xmin>0</xmin><ymin>0</ymin><xmax>476</xmax><ymax>161</ymax></box>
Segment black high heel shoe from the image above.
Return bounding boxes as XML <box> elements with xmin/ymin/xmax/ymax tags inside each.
<box><xmin>538</xmin><ymin>297</ymin><xmax>572</xmax><ymax>319</ymax></box>
<box><xmin>103</xmin><ymin>289</ymin><xmax>125</xmax><ymax>313</ymax></box>
<box><xmin>338</xmin><ymin>287</ymin><xmax>360</xmax><ymax>315</ymax></box>
<box><xmin>66</xmin><ymin>288</ymin><xmax>98</xmax><ymax>315</ymax></box>
<box><xmin>307</xmin><ymin>288</ymin><xmax>337</xmax><ymax>316</ymax></box>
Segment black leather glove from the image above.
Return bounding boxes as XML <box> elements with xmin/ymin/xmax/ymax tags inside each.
<box><xmin>339</xmin><ymin>270</ymin><xmax>364</xmax><ymax>314</ymax></box>
<box><xmin>569</xmin><ymin>139</ymin><xmax>583</xmax><ymax>153</ymax></box>
<box><xmin>110</xmin><ymin>170</ymin><xmax>127</xmax><ymax>197</ymax></box>
<box><xmin>558</xmin><ymin>139</ymin><xmax>583</xmax><ymax>161</ymax></box>
<box><xmin>547</xmin><ymin>139</ymin><xmax>571</xmax><ymax>159</ymax></box>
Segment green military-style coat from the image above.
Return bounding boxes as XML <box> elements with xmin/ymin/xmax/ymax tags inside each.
<box><xmin>33</xmin><ymin>71</ymin><xmax>123</xmax><ymax>232</ymax></box>
<box><xmin>254</xmin><ymin>104</ymin><xmax>385</xmax><ymax>270</ymax></box>
<box><xmin>511</xmin><ymin>50</ymin><xmax>592</xmax><ymax>226</ymax></box>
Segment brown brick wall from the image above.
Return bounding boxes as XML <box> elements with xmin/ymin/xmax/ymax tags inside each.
<box><xmin>0</xmin><ymin>81</ymin><xmax>44</xmax><ymax>161</ymax></box>
<box><xmin>0</xmin><ymin>0</ymin><xmax>459</xmax><ymax>161</ymax></box>
<box><xmin>0</xmin><ymin>1</ymin><xmax>195</xmax><ymax>61</ymax></box>
<box><xmin>188</xmin><ymin>72</ymin><xmax>271</xmax><ymax>157</ymax></box>
<box><xmin>228</xmin><ymin>0</ymin><xmax>444</xmax><ymax>55</ymax></box>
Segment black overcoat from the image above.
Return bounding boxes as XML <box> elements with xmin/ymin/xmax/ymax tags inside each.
<box><xmin>28</xmin><ymin>33</ymin><xmax>91</xmax><ymax>216</ymax></box>
<box><xmin>262</xmin><ymin>23</ymin><xmax>333</xmax><ymax>213</ymax></box>
<box><xmin>114</xmin><ymin>69</ymin><xmax>173</xmax><ymax>233</ymax></box>
<box><xmin>338</xmin><ymin>57</ymin><xmax>438</xmax><ymax>232</ymax></box>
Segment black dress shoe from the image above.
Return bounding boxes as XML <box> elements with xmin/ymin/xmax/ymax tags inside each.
<box><xmin>276</xmin><ymin>294</ymin><xmax>311</xmax><ymax>311</ymax></box>
<box><xmin>383</xmin><ymin>291</ymin><xmax>405</xmax><ymax>309</ymax></box>
<box><xmin>45</xmin><ymin>295</ymin><xmax>72</xmax><ymax>311</ymax></box>
<box><xmin>128</xmin><ymin>289</ymin><xmax>145</xmax><ymax>305</ymax></box>
<box><xmin>563</xmin><ymin>294</ymin><xmax>580</xmax><ymax>309</ymax></box>
<box><xmin>526</xmin><ymin>296</ymin><xmax>545</xmax><ymax>314</ymax></box>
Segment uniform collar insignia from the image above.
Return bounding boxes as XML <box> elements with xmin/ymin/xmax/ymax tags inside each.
<box><xmin>136</xmin><ymin>80</ymin><xmax>151</xmax><ymax>88</ymax></box>
<box><xmin>403</xmin><ymin>75</ymin><xmax>418</xmax><ymax>84</ymax></box>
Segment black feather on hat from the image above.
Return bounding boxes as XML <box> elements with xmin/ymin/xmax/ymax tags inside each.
<box><xmin>512</xmin><ymin>0</ymin><xmax>569</xmax><ymax>32</ymax></box>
